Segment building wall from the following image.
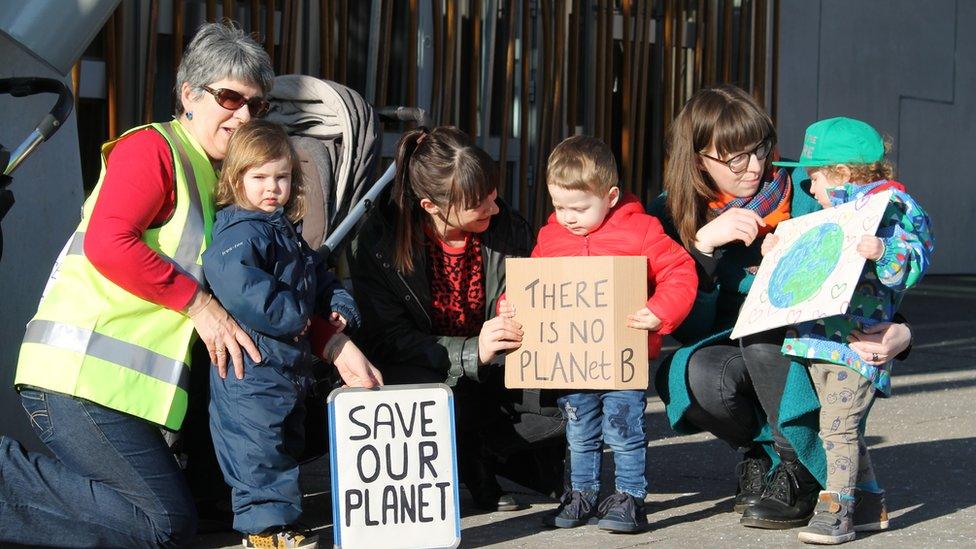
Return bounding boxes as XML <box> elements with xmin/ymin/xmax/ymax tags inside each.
<box><xmin>0</xmin><ymin>35</ymin><xmax>84</xmax><ymax>451</ymax></box>
<box><xmin>777</xmin><ymin>0</ymin><xmax>971</xmax><ymax>273</ymax></box>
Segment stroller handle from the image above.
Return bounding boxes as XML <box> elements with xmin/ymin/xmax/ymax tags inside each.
<box><xmin>319</xmin><ymin>161</ymin><xmax>396</xmax><ymax>262</ymax></box>
<box><xmin>318</xmin><ymin>105</ymin><xmax>428</xmax><ymax>263</ymax></box>
<box><xmin>1</xmin><ymin>78</ymin><xmax>74</xmax><ymax>176</ymax></box>
<box><xmin>377</xmin><ymin>106</ymin><xmax>431</xmax><ymax>128</ymax></box>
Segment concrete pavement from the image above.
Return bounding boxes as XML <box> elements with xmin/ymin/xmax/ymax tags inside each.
<box><xmin>194</xmin><ymin>275</ymin><xmax>976</xmax><ymax>548</ymax></box>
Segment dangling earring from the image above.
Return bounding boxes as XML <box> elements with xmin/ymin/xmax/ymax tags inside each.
<box><xmin>186</xmin><ymin>112</ymin><xmax>193</xmax><ymax>120</ymax></box>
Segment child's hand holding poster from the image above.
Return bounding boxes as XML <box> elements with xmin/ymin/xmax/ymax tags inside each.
<box><xmin>730</xmin><ymin>190</ymin><xmax>892</xmax><ymax>339</ymax></box>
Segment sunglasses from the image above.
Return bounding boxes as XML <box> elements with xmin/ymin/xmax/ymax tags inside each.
<box><xmin>200</xmin><ymin>85</ymin><xmax>270</xmax><ymax>118</ymax></box>
<box><xmin>700</xmin><ymin>137</ymin><xmax>774</xmax><ymax>174</ymax></box>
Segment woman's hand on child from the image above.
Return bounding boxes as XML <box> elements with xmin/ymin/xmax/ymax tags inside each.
<box><xmin>760</xmin><ymin>233</ymin><xmax>780</xmax><ymax>256</ymax></box>
<box><xmin>694</xmin><ymin>208</ymin><xmax>766</xmax><ymax>253</ymax></box>
<box><xmin>327</xmin><ymin>333</ymin><xmax>384</xmax><ymax>388</ymax></box>
<box><xmin>857</xmin><ymin>235</ymin><xmax>885</xmax><ymax>261</ymax></box>
<box><xmin>329</xmin><ymin>311</ymin><xmax>348</xmax><ymax>332</ymax></box>
<box><xmin>847</xmin><ymin>321</ymin><xmax>912</xmax><ymax>364</ymax></box>
<box><xmin>188</xmin><ymin>291</ymin><xmax>262</xmax><ymax>380</ymax></box>
<box><xmin>478</xmin><ymin>314</ymin><xmax>523</xmax><ymax>365</ymax></box>
<box><xmin>627</xmin><ymin>307</ymin><xmax>662</xmax><ymax>331</ymax></box>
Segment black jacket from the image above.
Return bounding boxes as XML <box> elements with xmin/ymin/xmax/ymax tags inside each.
<box><xmin>349</xmin><ymin>196</ymin><xmax>534</xmax><ymax>386</ymax></box>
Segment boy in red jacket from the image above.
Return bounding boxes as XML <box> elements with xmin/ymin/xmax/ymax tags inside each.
<box><xmin>530</xmin><ymin>136</ymin><xmax>697</xmax><ymax>533</ymax></box>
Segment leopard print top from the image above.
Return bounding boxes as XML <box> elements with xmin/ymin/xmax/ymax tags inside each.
<box><xmin>425</xmin><ymin>232</ymin><xmax>486</xmax><ymax>337</ymax></box>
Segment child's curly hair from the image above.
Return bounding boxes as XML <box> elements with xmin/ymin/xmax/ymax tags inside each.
<box><xmin>216</xmin><ymin>120</ymin><xmax>306</xmax><ymax>222</ymax></box>
<box><xmin>811</xmin><ymin>137</ymin><xmax>896</xmax><ymax>184</ymax></box>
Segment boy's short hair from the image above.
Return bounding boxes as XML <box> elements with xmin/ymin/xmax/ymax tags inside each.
<box><xmin>546</xmin><ymin>135</ymin><xmax>618</xmax><ymax>194</ymax></box>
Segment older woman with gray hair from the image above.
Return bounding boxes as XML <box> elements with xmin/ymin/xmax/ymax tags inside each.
<box><xmin>0</xmin><ymin>22</ymin><xmax>373</xmax><ymax>548</ymax></box>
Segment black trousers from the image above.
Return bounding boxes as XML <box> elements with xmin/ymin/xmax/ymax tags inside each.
<box><xmin>681</xmin><ymin>328</ymin><xmax>796</xmax><ymax>457</ymax></box>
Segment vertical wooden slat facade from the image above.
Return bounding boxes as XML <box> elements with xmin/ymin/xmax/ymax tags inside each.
<box><xmin>80</xmin><ymin>0</ymin><xmax>776</xmax><ymax>229</ymax></box>
<box><xmin>143</xmin><ymin>0</ymin><xmax>159</xmax><ymax>124</ymax></box>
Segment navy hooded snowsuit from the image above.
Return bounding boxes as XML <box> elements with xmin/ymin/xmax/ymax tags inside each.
<box><xmin>202</xmin><ymin>205</ymin><xmax>359</xmax><ymax>533</ymax></box>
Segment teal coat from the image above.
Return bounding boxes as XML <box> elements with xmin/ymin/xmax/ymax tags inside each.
<box><xmin>647</xmin><ymin>170</ymin><xmax>829</xmax><ymax>484</ymax></box>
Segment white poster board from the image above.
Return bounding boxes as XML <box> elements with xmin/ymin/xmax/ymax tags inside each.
<box><xmin>730</xmin><ymin>190</ymin><xmax>891</xmax><ymax>339</ymax></box>
<box><xmin>328</xmin><ymin>384</ymin><xmax>460</xmax><ymax>549</ymax></box>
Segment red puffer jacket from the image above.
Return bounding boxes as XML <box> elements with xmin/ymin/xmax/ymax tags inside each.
<box><xmin>531</xmin><ymin>192</ymin><xmax>698</xmax><ymax>358</ymax></box>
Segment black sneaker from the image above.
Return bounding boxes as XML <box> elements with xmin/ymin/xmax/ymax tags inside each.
<box><xmin>597</xmin><ymin>492</ymin><xmax>648</xmax><ymax>534</ymax></box>
<box><xmin>740</xmin><ymin>459</ymin><xmax>820</xmax><ymax>530</ymax></box>
<box><xmin>734</xmin><ymin>452</ymin><xmax>771</xmax><ymax>513</ymax></box>
<box><xmin>543</xmin><ymin>490</ymin><xmax>598</xmax><ymax>528</ymax></box>
<box><xmin>461</xmin><ymin>452</ymin><xmax>522</xmax><ymax>512</ymax></box>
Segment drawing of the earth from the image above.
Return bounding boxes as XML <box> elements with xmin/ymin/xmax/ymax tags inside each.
<box><xmin>767</xmin><ymin>223</ymin><xmax>843</xmax><ymax>308</ymax></box>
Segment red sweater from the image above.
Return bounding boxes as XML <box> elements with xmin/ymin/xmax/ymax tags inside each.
<box><xmin>84</xmin><ymin>128</ymin><xmax>198</xmax><ymax>311</ymax></box>
<box><xmin>531</xmin><ymin>193</ymin><xmax>698</xmax><ymax>358</ymax></box>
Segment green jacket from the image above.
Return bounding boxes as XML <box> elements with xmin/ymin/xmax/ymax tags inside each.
<box><xmin>647</xmin><ymin>171</ymin><xmax>829</xmax><ymax>482</ymax></box>
<box><xmin>349</xmin><ymin>196</ymin><xmax>534</xmax><ymax>386</ymax></box>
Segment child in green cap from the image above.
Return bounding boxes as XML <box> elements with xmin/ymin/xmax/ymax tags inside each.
<box><xmin>765</xmin><ymin>117</ymin><xmax>934</xmax><ymax>545</ymax></box>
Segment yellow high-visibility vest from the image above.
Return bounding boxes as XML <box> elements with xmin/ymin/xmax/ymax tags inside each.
<box><xmin>15</xmin><ymin>121</ymin><xmax>216</xmax><ymax>430</ymax></box>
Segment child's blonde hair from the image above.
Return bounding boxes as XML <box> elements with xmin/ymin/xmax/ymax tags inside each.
<box><xmin>216</xmin><ymin>120</ymin><xmax>306</xmax><ymax>222</ymax></box>
<box><xmin>809</xmin><ymin>139</ymin><xmax>896</xmax><ymax>184</ymax></box>
<box><xmin>546</xmin><ymin>135</ymin><xmax>618</xmax><ymax>194</ymax></box>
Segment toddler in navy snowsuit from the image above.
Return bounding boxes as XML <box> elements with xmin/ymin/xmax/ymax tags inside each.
<box><xmin>202</xmin><ymin>120</ymin><xmax>360</xmax><ymax>547</ymax></box>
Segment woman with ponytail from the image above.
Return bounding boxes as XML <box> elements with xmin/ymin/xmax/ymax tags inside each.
<box><xmin>349</xmin><ymin>126</ymin><xmax>565</xmax><ymax>511</ymax></box>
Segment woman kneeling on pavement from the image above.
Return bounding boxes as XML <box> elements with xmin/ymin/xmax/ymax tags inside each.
<box><xmin>649</xmin><ymin>84</ymin><xmax>913</xmax><ymax>531</ymax></box>
<box><xmin>0</xmin><ymin>23</ymin><xmax>377</xmax><ymax>548</ymax></box>
<box><xmin>349</xmin><ymin>126</ymin><xmax>567</xmax><ymax>511</ymax></box>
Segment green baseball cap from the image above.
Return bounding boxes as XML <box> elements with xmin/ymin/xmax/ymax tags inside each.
<box><xmin>773</xmin><ymin>117</ymin><xmax>884</xmax><ymax>167</ymax></box>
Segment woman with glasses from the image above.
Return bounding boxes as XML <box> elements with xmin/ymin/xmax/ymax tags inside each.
<box><xmin>648</xmin><ymin>85</ymin><xmax>913</xmax><ymax>531</ymax></box>
<box><xmin>0</xmin><ymin>23</ymin><xmax>371</xmax><ymax>548</ymax></box>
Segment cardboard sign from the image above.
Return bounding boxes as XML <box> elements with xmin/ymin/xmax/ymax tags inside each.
<box><xmin>328</xmin><ymin>384</ymin><xmax>460</xmax><ymax>549</ymax></box>
<box><xmin>504</xmin><ymin>256</ymin><xmax>649</xmax><ymax>390</ymax></box>
<box><xmin>730</xmin><ymin>190</ymin><xmax>892</xmax><ymax>339</ymax></box>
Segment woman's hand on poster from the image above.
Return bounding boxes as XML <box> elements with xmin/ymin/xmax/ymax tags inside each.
<box><xmin>187</xmin><ymin>290</ymin><xmax>262</xmax><ymax>380</ymax></box>
<box><xmin>478</xmin><ymin>314</ymin><xmax>523</xmax><ymax>365</ymax></box>
<box><xmin>627</xmin><ymin>307</ymin><xmax>662</xmax><ymax>331</ymax></box>
<box><xmin>327</xmin><ymin>333</ymin><xmax>384</xmax><ymax>388</ymax></box>
<box><xmin>760</xmin><ymin>233</ymin><xmax>780</xmax><ymax>256</ymax></box>
<box><xmin>497</xmin><ymin>298</ymin><xmax>516</xmax><ymax>318</ymax></box>
<box><xmin>857</xmin><ymin>235</ymin><xmax>885</xmax><ymax>261</ymax></box>
<box><xmin>847</xmin><ymin>321</ymin><xmax>912</xmax><ymax>365</ymax></box>
<box><xmin>329</xmin><ymin>311</ymin><xmax>348</xmax><ymax>332</ymax></box>
<box><xmin>694</xmin><ymin>208</ymin><xmax>766</xmax><ymax>254</ymax></box>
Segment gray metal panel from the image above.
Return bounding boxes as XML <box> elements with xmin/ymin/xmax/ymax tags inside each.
<box><xmin>778</xmin><ymin>0</ymin><xmax>972</xmax><ymax>273</ymax></box>
<box><xmin>0</xmin><ymin>36</ymin><xmax>85</xmax><ymax>452</ymax></box>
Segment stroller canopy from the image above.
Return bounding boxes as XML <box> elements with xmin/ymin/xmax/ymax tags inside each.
<box><xmin>267</xmin><ymin>75</ymin><xmax>381</xmax><ymax>251</ymax></box>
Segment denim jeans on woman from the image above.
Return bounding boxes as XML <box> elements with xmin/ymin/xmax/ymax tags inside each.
<box><xmin>558</xmin><ymin>390</ymin><xmax>648</xmax><ymax>498</ymax></box>
<box><xmin>0</xmin><ymin>389</ymin><xmax>197</xmax><ymax>548</ymax></box>
<box><xmin>682</xmin><ymin>328</ymin><xmax>798</xmax><ymax>457</ymax></box>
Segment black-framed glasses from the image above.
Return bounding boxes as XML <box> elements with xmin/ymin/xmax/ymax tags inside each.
<box><xmin>200</xmin><ymin>85</ymin><xmax>270</xmax><ymax>118</ymax></box>
<box><xmin>699</xmin><ymin>137</ymin><xmax>774</xmax><ymax>174</ymax></box>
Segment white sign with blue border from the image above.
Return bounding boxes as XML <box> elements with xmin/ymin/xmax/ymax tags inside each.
<box><xmin>328</xmin><ymin>384</ymin><xmax>460</xmax><ymax>549</ymax></box>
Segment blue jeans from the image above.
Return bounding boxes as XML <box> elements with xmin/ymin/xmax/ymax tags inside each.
<box><xmin>558</xmin><ymin>390</ymin><xmax>647</xmax><ymax>498</ymax></box>
<box><xmin>209</xmin><ymin>360</ymin><xmax>311</xmax><ymax>534</ymax></box>
<box><xmin>0</xmin><ymin>389</ymin><xmax>197</xmax><ymax>548</ymax></box>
